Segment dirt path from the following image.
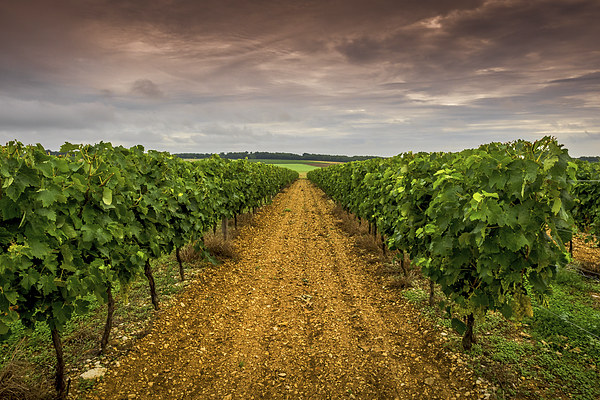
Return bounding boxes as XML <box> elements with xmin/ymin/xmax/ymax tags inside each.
<box><xmin>88</xmin><ymin>180</ymin><xmax>481</xmax><ymax>400</ymax></box>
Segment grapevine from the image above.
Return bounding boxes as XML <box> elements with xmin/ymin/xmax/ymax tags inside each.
<box><xmin>0</xmin><ymin>141</ymin><xmax>298</xmax><ymax>397</ymax></box>
<box><xmin>309</xmin><ymin>137</ymin><xmax>574</xmax><ymax>349</ymax></box>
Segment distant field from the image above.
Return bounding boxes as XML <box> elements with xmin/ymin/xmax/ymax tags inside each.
<box><xmin>248</xmin><ymin>159</ymin><xmax>337</xmax><ymax>167</ymax></box>
<box><xmin>248</xmin><ymin>159</ymin><xmax>336</xmax><ymax>178</ymax></box>
<box><xmin>183</xmin><ymin>158</ymin><xmax>337</xmax><ymax>177</ymax></box>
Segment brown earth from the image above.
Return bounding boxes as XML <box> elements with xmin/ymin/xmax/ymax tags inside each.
<box><xmin>86</xmin><ymin>180</ymin><xmax>484</xmax><ymax>400</ymax></box>
<box><xmin>571</xmin><ymin>235</ymin><xmax>600</xmax><ymax>275</ymax></box>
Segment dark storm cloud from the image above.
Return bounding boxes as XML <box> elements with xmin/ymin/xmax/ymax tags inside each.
<box><xmin>549</xmin><ymin>71</ymin><xmax>600</xmax><ymax>87</ymax></box>
<box><xmin>130</xmin><ymin>79</ymin><xmax>164</xmax><ymax>98</ymax></box>
<box><xmin>0</xmin><ymin>0</ymin><xmax>599</xmax><ymax>155</ymax></box>
<box><xmin>336</xmin><ymin>1</ymin><xmax>600</xmax><ymax>77</ymax></box>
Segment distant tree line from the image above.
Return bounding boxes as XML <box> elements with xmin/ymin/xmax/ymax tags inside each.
<box><xmin>45</xmin><ymin>150</ymin><xmax>376</xmax><ymax>162</ymax></box>
<box><xmin>175</xmin><ymin>151</ymin><xmax>378</xmax><ymax>162</ymax></box>
<box><xmin>578</xmin><ymin>156</ymin><xmax>600</xmax><ymax>162</ymax></box>
<box><xmin>44</xmin><ymin>150</ymin><xmax>600</xmax><ymax>163</ymax></box>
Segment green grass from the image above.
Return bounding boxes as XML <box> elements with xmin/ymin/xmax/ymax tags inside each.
<box><xmin>184</xmin><ymin>158</ymin><xmax>337</xmax><ymax>177</ymax></box>
<box><xmin>270</xmin><ymin>163</ymin><xmax>320</xmax><ymax>173</ymax></box>
<box><xmin>401</xmin><ymin>266</ymin><xmax>600</xmax><ymax>400</ymax></box>
<box><xmin>246</xmin><ymin>159</ymin><xmax>335</xmax><ymax>167</ymax></box>
<box><xmin>246</xmin><ymin>159</ymin><xmax>331</xmax><ymax>177</ymax></box>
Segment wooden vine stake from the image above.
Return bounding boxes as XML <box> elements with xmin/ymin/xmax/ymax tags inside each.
<box><xmin>569</xmin><ymin>240</ymin><xmax>573</xmax><ymax>256</ymax></box>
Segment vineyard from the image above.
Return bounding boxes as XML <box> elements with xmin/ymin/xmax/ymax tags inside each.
<box><xmin>1</xmin><ymin>137</ymin><xmax>599</xmax><ymax>399</ymax></box>
<box><xmin>308</xmin><ymin>137</ymin><xmax>576</xmax><ymax>349</ymax></box>
<box><xmin>0</xmin><ymin>142</ymin><xmax>297</xmax><ymax>398</ymax></box>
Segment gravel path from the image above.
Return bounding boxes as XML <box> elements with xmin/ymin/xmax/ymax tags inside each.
<box><xmin>87</xmin><ymin>180</ymin><xmax>481</xmax><ymax>399</ymax></box>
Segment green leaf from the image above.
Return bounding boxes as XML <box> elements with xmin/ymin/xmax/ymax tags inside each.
<box><xmin>81</xmin><ymin>224</ymin><xmax>98</xmax><ymax>243</ymax></box>
<box><xmin>551</xmin><ymin>197</ymin><xmax>562</xmax><ymax>215</ymax></box>
<box><xmin>5</xmin><ymin>175</ymin><xmax>27</xmax><ymax>201</ymax></box>
<box><xmin>2</xmin><ymin>176</ymin><xmax>14</xmax><ymax>189</ymax></box>
<box><xmin>0</xmin><ymin>320</ymin><xmax>9</xmax><ymax>335</ymax></box>
<box><xmin>102</xmin><ymin>188</ymin><xmax>113</xmax><ymax>205</ymax></box>
<box><xmin>61</xmin><ymin>223</ymin><xmax>77</xmax><ymax>239</ymax></box>
<box><xmin>52</xmin><ymin>302</ymin><xmax>68</xmax><ymax>324</ymax></box>
<box><xmin>500</xmin><ymin>303</ymin><xmax>513</xmax><ymax>318</ymax></box>
<box><xmin>529</xmin><ymin>271</ymin><xmax>549</xmax><ymax>293</ymax></box>
<box><xmin>20</xmin><ymin>270</ymin><xmax>40</xmax><ymax>290</ymax></box>
<box><xmin>60</xmin><ymin>245</ymin><xmax>75</xmax><ymax>270</ymax></box>
<box><xmin>37</xmin><ymin>207</ymin><xmax>57</xmax><ymax>221</ymax></box>
<box><xmin>60</xmin><ymin>142</ymin><xmax>79</xmax><ymax>152</ymax></box>
<box><xmin>481</xmin><ymin>190</ymin><xmax>499</xmax><ymax>198</ymax></box>
<box><xmin>472</xmin><ymin>292</ymin><xmax>490</xmax><ymax>307</ymax></box>
<box><xmin>4</xmin><ymin>290</ymin><xmax>18</xmax><ymax>305</ymax></box>
<box><xmin>29</xmin><ymin>239</ymin><xmax>51</xmax><ymax>258</ymax></box>
<box><xmin>0</xmin><ymin>226</ymin><xmax>12</xmax><ymax>243</ymax></box>
<box><xmin>74</xmin><ymin>299</ymin><xmax>90</xmax><ymax>315</ymax></box>
<box><xmin>37</xmin><ymin>188</ymin><xmax>59</xmax><ymax>207</ymax></box>
<box><xmin>0</xmin><ymin>197</ymin><xmax>20</xmax><ymax>220</ymax></box>
<box><xmin>36</xmin><ymin>162</ymin><xmax>54</xmax><ymax>178</ymax></box>
<box><xmin>451</xmin><ymin>318</ymin><xmax>467</xmax><ymax>335</ymax></box>
<box><xmin>39</xmin><ymin>275</ymin><xmax>58</xmax><ymax>295</ymax></box>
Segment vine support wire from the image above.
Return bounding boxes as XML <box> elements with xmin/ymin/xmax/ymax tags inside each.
<box><xmin>540</xmin><ymin>307</ymin><xmax>600</xmax><ymax>342</ymax></box>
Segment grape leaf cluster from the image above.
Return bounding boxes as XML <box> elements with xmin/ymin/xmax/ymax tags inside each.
<box><xmin>0</xmin><ymin>141</ymin><xmax>298</xmax><ymax>339</ymax></box>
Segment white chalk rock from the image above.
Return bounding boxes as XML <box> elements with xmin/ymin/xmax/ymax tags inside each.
<box><xmin>80</xmin><ymin>367</ymin><xmax>107</xmax><ymax>380</ymax></box>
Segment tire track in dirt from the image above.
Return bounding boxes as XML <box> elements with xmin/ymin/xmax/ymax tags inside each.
<box><xmin>87</xmin><ymin>180</ymin><xmax>480</xmax><ymax>400</ymax></box>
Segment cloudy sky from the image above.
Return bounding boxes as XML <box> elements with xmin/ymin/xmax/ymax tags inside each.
<box><xmin>1</xmin><ymin>0</ymin><xmax>599</xmax><ymax>156</ymax></box>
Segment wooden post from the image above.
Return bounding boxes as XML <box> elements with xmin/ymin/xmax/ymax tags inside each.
<box><xmin>569</xmin><ymin>240</ymin><xmax>573</xmax><ymax>256</ymax></box>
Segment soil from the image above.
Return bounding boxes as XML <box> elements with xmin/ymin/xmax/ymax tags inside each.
<box><xmin>86</xmin><ymin>180</ymin><xmax>484</xmax><ymax>400</ymax></box>
<box><xmin>571</xmin><ymin>235</ymin><xmax>600</xmax><ymax>275</ymax></box>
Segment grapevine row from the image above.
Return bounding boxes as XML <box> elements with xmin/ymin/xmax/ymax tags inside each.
<box><xmin>0</xmin><ymin>141</ymin><xmax>298</xmax><ymax>397</ymax></box>
<box><xmin>571</xmin><ymin>159</ymin><xmax>600</xmax><ymax>244</ymax></box>
<box><xmin>308</xmin><ymin>136</ymin><xmax>574</xmax><ymax>349</ymax></box>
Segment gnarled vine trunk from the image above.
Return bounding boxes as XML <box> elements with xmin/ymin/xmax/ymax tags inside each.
<box><xmin>144</xmin><ymin>259</ymin><xmax>159</xmax><ymax>310</ymax></box>
<box><xmin>462</xmin><ymin>313</ymin><xmax>477</xmax><ymax>350</ymax></box>
<box><xmin>222</xmin><ymin>218</ymin><xmax>228</xmax><ymax>241</ymax></box>
<box><xmin>400</xmin><ymin>252</ymin><xmax>409</xmax><ymax>277</ymax></box>
<box><xmin>51</xmin><ymin>327</ymin><xmax>67</xmax><ymax>399</ymax></box>
<box><xmin>100</xmin><ymin>284</ymin><xmax>115</xmax><ymax>353</ymax></box>
<box><xmin>428</xmin><ymin>280</ymin><xmax>435</xmax><ymax>306</ymax></box>
<box><xmin>176</xmin><ymin>247</ymin><xmax>185</xmax><ymax>281</ymax></box>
